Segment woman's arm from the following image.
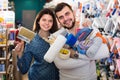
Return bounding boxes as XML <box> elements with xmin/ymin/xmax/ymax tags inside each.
<box><xmin>16</xmin><ymin>43</ymin><xmax>33</xmax><ymax>74</ymax></box>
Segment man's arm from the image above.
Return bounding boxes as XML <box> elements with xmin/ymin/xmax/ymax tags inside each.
<box><xmin>54</xmin><ymin>48</ymin><xmax>89</xmax><ymax>69</ymax></box>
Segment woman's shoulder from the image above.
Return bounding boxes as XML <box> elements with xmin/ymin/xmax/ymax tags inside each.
<box><xmin>29</xmin><ymin>34</ymin><xmax>49</xmax><ymax>47</ymax></box>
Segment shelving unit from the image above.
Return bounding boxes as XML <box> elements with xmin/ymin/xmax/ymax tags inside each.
<box><xmin>0</xmin><ymin>28</ymin><xmax>8</xmax><ymax>80</ymax></box>
<box><xmin>0</xmin><ymin>24</ymin><xmax>15</xmax><ymax>80</ymax></box>
<box><xmin>0</xmin><ymin>0</ymin><xmax>15</xmax><ymax>79</ymax></box>
<box><xmin>0</xmin><ymin>21</ymin><xmax>15</xmax><ymax>80</ymax></box>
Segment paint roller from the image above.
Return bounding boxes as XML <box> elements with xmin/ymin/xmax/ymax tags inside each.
<box><xmin>44</xmin><ymin>34</ymin><xmax>67</xmax><ymax>63</ymax></box>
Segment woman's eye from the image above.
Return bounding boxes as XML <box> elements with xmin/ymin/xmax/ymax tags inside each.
<box><xmin>49</xmin><ymin>20</ymin><xmax>53</xmax><ymax>23</ymax></box>
<box><xmin>42</xmin><ymin>19</ymin><xmax>46</xmax><ymax>21</ymax></box>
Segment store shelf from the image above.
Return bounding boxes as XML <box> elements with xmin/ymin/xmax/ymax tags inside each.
<box><xmin>0</xmin><ymin>44</ymin><xmax>7</xmax><ymax>47</ymax></box>
<box><xmin>0</xmin><ymin>58</ymin><xmax>6</xmax><ymax>61</ymax></box>
<box><xmin>0</xmin><ymin>71</ymin><xmax>6</xmax><ymax>74</ymax></box>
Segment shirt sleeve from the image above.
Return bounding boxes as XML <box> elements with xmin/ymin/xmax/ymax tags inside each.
<box><xmin>78</xmin><ymin>43</ymin><xmax>109</xmax><ymax>60</ymax></box>
<box><xmin>17</xmin><ymin>43</ymin><xmax>33</xmax><ymax>74</ymax></box>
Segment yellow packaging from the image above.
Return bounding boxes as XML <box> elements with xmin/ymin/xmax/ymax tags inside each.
<box><xmin>17</xmin><ymin>27</ymin><xmax>35</xmax><ymax>43</ymax></box>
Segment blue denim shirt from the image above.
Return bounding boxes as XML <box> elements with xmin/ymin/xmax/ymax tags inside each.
<box><xmin>17</xmin><ymin>34</ymin><xmax>59</xmax><ymax>80</ymax></box>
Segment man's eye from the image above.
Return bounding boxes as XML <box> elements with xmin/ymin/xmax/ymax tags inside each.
<box><xmin>66</xmin><ymin>12</ymin><xmax>70</xmax><ymax>16</ymax></box>
<box><xmin>59</xmin><ymin>16</ymin><xmax>64</xmax><ymax>20</ymax></box>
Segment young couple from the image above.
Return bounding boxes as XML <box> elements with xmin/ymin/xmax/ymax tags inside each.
<box><xmin>15</xmin><ymin>2</ymin><xmax>109</xmax><ymax>80</ymax></box>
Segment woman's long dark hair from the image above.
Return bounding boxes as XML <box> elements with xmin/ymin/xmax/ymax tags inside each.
<box><xmin>33</xmin><ymin>8</ymin><xmax>58</xmax><ymax>33</ymax></box>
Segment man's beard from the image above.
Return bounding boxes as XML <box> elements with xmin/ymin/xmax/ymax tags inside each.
<box><xmin>63</xmin><ymin>20</ymin><xmax>75</xmax><ymax>30</ymax></box>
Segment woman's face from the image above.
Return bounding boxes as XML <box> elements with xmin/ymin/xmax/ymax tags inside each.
<box><xmin>38</xmin><ymin>14</ymin><xmax>53</xmax><ymax>32</ymax></box>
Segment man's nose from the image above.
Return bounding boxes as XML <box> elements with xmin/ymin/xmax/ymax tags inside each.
<box><xmin>64</xmin><ymin>16</ymin><xmax>68</xmax><ymax>21</ymax></box>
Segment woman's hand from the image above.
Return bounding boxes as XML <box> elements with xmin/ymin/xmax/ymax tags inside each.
<box><xmin>14</xmin><ymin>41</ymin><xmax>24</xmax><ymax>58</ymax></box>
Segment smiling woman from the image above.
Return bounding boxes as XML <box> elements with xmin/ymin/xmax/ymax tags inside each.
<box><xmin>14</xmin><ymin>8</ymin><xmax>59</xmax><ymax>80</ymax></box>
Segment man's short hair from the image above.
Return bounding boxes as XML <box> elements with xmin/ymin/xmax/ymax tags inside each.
<box><xmin>54</xmin><ymin>2</ymin><xmax>73</xmax><ymax>14</ymax></box>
